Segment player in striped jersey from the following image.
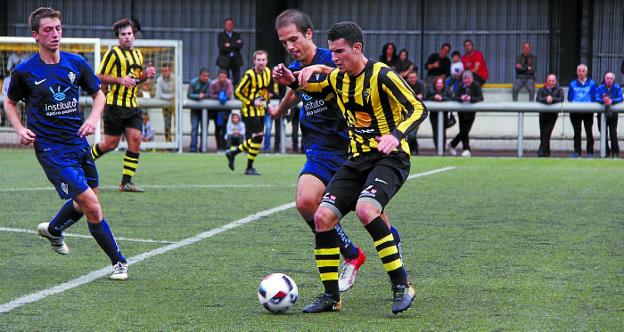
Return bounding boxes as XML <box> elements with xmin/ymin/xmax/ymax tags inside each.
<box><xmin>90</xmin><ymin>18</ymin><xmax>155</xmax><ymax>192</ymax></box>
<box><xmin>226</xmin><ymin>50</ymin><xmax>275</xmax><ymax>175</ymax></box>
<box><xmin>274</xmin><ymin>21</ymin><xmax>427</xmax><ymax>314</ymax></box>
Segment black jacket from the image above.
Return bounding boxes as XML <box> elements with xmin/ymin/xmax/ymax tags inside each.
<box><xmin>455</xmin><ymin>82</ymin><xmax>484</xmax><ymax>103</ymax></box>
<box><xmin>216</xmin><ymin>30</ymin><xmax>243</xmax><ymax>68</ymax></box>
<box><xmin>536</xmin><ymin>85</ymin><xmax>564</xmax><ymax>104</ymax></box>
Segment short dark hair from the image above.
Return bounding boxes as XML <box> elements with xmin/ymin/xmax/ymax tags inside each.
<box><xmin>29</xmin><ymin>7</ymin><xmax>61</xmax><ymax>33</ymax></box>
<box><xmin>224</xmin><ymin>17</ymin><xmax>234</xmax><ymax>24</ymax></box>
<box><xmin>463</xmin><ymin>39</ymin><xmax>473</xmax><ymax>47</ymax></box>
<box><xmin>441</xmin><ymin>42</ymin><xmax>451</xmax><ymax>50</ymax></box>
<box><xmin>199</xmin><ymin>68</ymin><xmax>209</xmax><ymax>75</ymax></box>
<box><xmin>275</xmin><ymin>9</ymin><xmax>313</xmax><ymax>33</ymax></box>
<box><xmin>218</xmin><ymin>69</ymin><xmax>228</xmax><ymax>76</ymax></box>
<box><xmin>328</xmin><ymin>21</ymin><xmax>363</xmax><ymax>47</ymax></box>
<box><xmin>161</xmin><ymin>63</ymin><xmax>170</xmax><ymax>68</ymax></box>
<box><xmin>451</xmin><ymin>51</ymin><xmax>461</xmax><ymax>58</ymax></box>
<box><xmin>113</xmin><ymin>18</ymin><xmax>136</xmax><ymax>37</ymax></box>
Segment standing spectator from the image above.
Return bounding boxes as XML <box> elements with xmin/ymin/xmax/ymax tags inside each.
<box><xmin>395</xmin><ymin>49</ymin><xmax>415</xmax><ymax>79</ymax></box>
<box><xmin>567</xmin><ymin>64</ymin><xmax>597</xmax><ymax>158</ymax></box>
<box><xmin>461</xmin><ymin>39</ymin><xmax>489</xmax><ymax>86</ymax></box>
<box><xmin>377</xmin><ymin>42</ymin><xmax>398</xmax><ymax>69</ymax></box>
<box><xmin>425</xmin><ymin>42</ymin><xmax>451</xmax><ymax>86</ymax></box>
<box><xmin>406</xmin><ymin>70</ymin><xmax>425</xmax><ymax>155</ymax></box>
<box><xmin>535</xmin><ymin>74</ymin><xmax>564</xmax><ymax>157</ymax></box>
<box><xmin>425</xmin><ymin>77</ymin><xmax>453</xmax><ymax>154</ymax></box>
<box><xmin>209</xmin><ymin>69</ymin><xmax>234</xmax><ymax>151</ymax></box>
<box><xmin>446</xmin><ymin>51</ymin><xmax>464</xmax><ymax>94</ymax></box>
<box><xmin>595</xmin><ymin>71</ymin><xmax>623</xmax><ymax>158</ymax></box>
<box><xmin>141</xmin><ymin>112</ymin><xmax>155</xmax><ymax>142</ymax></box>
<box><xmin>216</xmin><ymin>18</ymin><xmax>243</xmax><ymax>85</ymax></box>
<box><xmin>225</xmin><ymin>110</ymin><xmax>245</xmax><ymax>150</ymax></box>
<box><xmin>187</xmin><ymin>68</ymin><xmax>211</xmax><ymax>152</ymax></box>
<box><xmin>448</xmin><ymin>71</ymin><xmax>483</xmax><ymax>157</ymax></box>
<box><xmin>512</xmin><ymin>42</ymin><xmax>537</xmax><ymax>101</ymax></box>
<box><xmin>156</xmin><ymin>63</ymin><xmax>175</xmax><ymax>142</ymax></box>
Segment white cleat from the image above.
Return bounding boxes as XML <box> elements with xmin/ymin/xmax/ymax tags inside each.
<box><xmin>110</xmin><ymin>262</ymin><xmax>128</xmax><ymax>280</ymax></box>
<box><xmin>461</xmin><ymin>149</ymin><xmax>472</xmax><ymax>157</ymax></box>
<box><xmin>37</xmin><ymin>222</ymin><xmax>69</xmax><ymax>255</ymax></box>
<box><xmin>338</xmin><ymin>247</ymin><xmax>366</xmax><ymax>292</ymax></box>
<box><xmin>447</xmin><ymin>143</ymin><xmax>457</xmax><ymax>156</ymax></box>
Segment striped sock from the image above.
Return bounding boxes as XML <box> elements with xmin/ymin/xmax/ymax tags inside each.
<box><xmin>314</xmin><ymin>229</ymin><xmax>340</xmax><ymax>296</ymax></box>
<box><xmin>365</xmin><ymin>216</ymin><xmax>406</xmax><ymax>286</ymax></box>
<box><xmin>91</xmin><ymin>144</ymin><xmax>104</xmax><ymax>160</ymax></box>
<box><xmin>122</xmin><ymin>151</ymin><xmax>139</xmax><ymax>184</ymax></box>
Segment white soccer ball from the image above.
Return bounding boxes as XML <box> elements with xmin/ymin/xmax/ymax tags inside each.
<box><xmin>257</xmin><ymin>273</ymin><xmax>298</xmax><ymax>314</ymax></box>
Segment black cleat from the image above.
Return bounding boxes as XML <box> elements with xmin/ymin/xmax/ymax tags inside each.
<box><xmin>391</xmin><ymin>284</ymin><xmax>415</xmax><ymax>314</ymax></box>
<box><xmin>302</xmin><ymin>293</ymin><xmax>341</xmax><ymax>313</ymax></box>
<box><xmin>244</xmin><ymin>167</ymin><xmax>261</xmax><ymax>176</ymax></box>
<box><xmin>225</xmin><ymin>151</ymin><xmax>235</xmax><ymax>171</ymax></box>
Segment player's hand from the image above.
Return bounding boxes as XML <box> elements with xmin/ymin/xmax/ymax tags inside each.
<box><xmin>78</xmin><ymin>119</ymin><xmax>98</xmax><ymax>138</ymax></box>
<box><xmin>272</xmin><ymin>64</ymin><xmax>296</xmax><ymax>86</ymax></box>
<box><xmin>376</xmin><ymin>134</ymin><xmax>399</xmax><ymax>155</ymax></box>
<box><xmin>297</xmin><ymin>65</ymin><xmax>324</xmax><ymax>89</ymax></box>
<box><xmin>16</xmin><ymin>127</ymin><xmax>36</xmax><ymax>145</ymax></box>
<box><xmin>120</xmin><ymin>75</ymin><xmax>136</xmax><ymax>88</ymax></box>
<box><xmin>145</xmin><ymin>63</ymin><xmax>156</xmax><ymax>78</ymax></box>
<box><xmin>268</xmin><ymin>105</ymin><xmax>282</xmax><ymax>119</ymax></box>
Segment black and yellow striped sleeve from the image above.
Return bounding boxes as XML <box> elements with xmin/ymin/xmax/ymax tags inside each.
<box><xmin>97</xmin><ymin>48</ymin><xmax>118</xmax><ymax>76</ymax></box>
<box><xmin>296</xmin><ymin>69</ymin><xmax>336</xmax><ymax>101</ymax></box>
<box><xmin>235</xmin><ymin>70</ymin><xmax>253</xmax><ymax>105</ymax></box>
<box><xmin>379</xmin><ymin>68</ymin><xmax>428</xmax><ymax>140</ymax></box>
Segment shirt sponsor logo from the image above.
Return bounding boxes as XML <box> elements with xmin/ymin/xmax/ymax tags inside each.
<box><xmin>50</xmin><ymin>85</ymin><xmax>70</xmax><ymax>101</ymax></box>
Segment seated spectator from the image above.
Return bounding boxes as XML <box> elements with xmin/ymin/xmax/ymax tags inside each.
<box><xmin>156</xmin><ymin>63</ymin><xmax>175</xmax><ymax>142</ymax></box>
<box><xmin>512</xmin><ymin>42</ymin><xmax>536</xmax><ymax>101</ymax></box>
<box><xmin>535</xmin><ymin>74</ymin><xmax>564</xmax><ymax>157</ymax></box>
<box><xmin>425</xmin><ymin>77</ymin><xmax>453</xmax><ymax>154</ymax></box>
<box><xmin>378</xmin><ymin>42</ymin><xmax>398</xmax><ymax>69</ymax></box>
<box><xmin>595</xmin><ymin>71</ymin><xmax>623</xmax><ymax>158</ymax></box>
<box><xmin>406</xmin><ymin>70</ymin><xmax>425</xmax><ymax>155</ymax></box>
<box><xmin>425</xmin><ymin>42</ymin><xmax>451</xmax><ymax>87</ymax></box>
<box><xmin>395</xmin><ymin>49</ymin><xmax>415</xmax><ymax>79</ymax></box>
<box><xmin>187</xmin><ymin>68</ymin><xmax>211</xmax><ymax>152</ymax></box>
<box><xmin>448</xmin><ymin>71</ymin><xmax>483</xmax><ymax>157</ymax></box>
<box><xmin>461</xmin><ymin>39</ymin><xmax>489</xmax><ymax>86</ymax></box>
<box><xmin>225</xmin><ymin>111</ymin><xmax>245</xmax><ymax>150</ymax></box>
<box><xmin>141</xmin><ymin>112</ymin><xmax>155</xmax><ymax>142</ymax></box>
<box><xmin>209</xmin><ymin>69</ymin><xmax>234</xmax><ymax>152</ymax></box>
<box><xmin>567</xmin><ymin>64</ymin><xmax>597</xmax><ymax>158</ymax></box>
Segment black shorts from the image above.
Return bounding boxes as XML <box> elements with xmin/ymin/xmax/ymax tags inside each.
<box><xmin>243</xmin><ymin>115</ymin><xmax>264</xmax><ymax>136</ymax></box>
<box><xmin>103</xmin><ymin>105</ymin><xmax>143</xmax><ymax>136</ymax></box>
<box><xmin>320</xmin><ymin>151</ymin><xmax>411</xmax><ymax>219</ymax></box>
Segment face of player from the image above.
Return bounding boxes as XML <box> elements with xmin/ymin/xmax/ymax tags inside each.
<box><xmin>33</xmin><ymin>17</ymin><xmax>62</xmax><ymax>52</ymax></box>
<box><xmin>328</xmin><ymin>38</ymin><xmax>362</xmax><ymax>75</ymax></box>
<box><xmin>224</xmin><ymin>20</ymin><xmax>234</xmax><ymax>32</ymax></box>
<box><xmin>254</xmin><ymin>53</ymin><xmax>267</xmax><ymax>72</ymax></box>
<box><xmin>545</xmin><ymin>75</ymin><xmax>557</xmax><ymax>89</ymax></box>
<box><xmin>118</xmin><ymin>26</ymin><xmax>135</xmax><ymax>50</ymax></box>
<box><xmin>199</xmin><ymin>71</ymin><xmax>209</xmax><ymax>83</ymax></box>
<box><xmin>576</xmin><ymin>66</ymin><xmax>587</xmax><ymax>80</ymax></box>
<box><xmin>161</xmin><ymin>66</ymin><xmax>171</xmax><ymax>79</ymax></box>
<box><xmin>277</xmin><ymin>24</ymin><xmax>314</xmax><ymax>63</ymax></box>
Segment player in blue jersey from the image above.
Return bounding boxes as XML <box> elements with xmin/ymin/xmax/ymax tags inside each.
<box><xmin>3</xmin><ymin>7</ymin><xmax>129</xmax><ymax>280</ymax></box>
<box><xmin>271</xmin><ymin>9</ymin><xmax>407</xmax><ymax>296</ymax></box>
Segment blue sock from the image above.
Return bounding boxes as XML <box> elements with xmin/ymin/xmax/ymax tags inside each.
<box><xmin>48</xmin><ymin>200</ymin><xmax>83</xmax><ymax>236</ymax></box>
<box><xmin>390</xmin><ymin>225</ymin><xmax>408</xmax><ymax>280</ymax></box>
<box><xmin>335</xmin><ymin>223</ymin><xmax>359</xmax><ymax>260</ymax></box>
<box><xmin>88</xmin><ymin>219</ymin><xmax>126</xmax><ymax>264</ymax></box>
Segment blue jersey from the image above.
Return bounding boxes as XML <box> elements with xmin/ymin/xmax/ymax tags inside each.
<box><xmin>8</xmin><ymin>51</ymin><xmax>101</xmax><ymax>152</ymax></box>
<box><xmin>289</xmin><ymin>48</ymin><xmax>349</xmax><ymax>153</ymax></box>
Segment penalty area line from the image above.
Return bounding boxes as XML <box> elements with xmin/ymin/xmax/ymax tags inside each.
<box><xmin>0</xmin><ymin>166</ymin><xmax>455</xmax><ymax>315</ymax></box>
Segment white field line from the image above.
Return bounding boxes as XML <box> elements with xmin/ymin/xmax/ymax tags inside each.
<box><xmin>0</xmin><ymin>183</ymin><xmax>295</xmax><ymax>193</ymax></box>
<box><xmin>0</xmin><ymin>166</ymin><xmax>455</xmax><ymax>314</ymax></box>
<box><xmin>0</xmin><ymin>227</ymin><xmax>177</xmax><ymax>244</ymax></box>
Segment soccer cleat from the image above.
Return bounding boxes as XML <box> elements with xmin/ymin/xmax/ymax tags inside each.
<box><xmin>338</xmin><ymin>246</ymin><xmax>367</xmax><ymax>292</ymax></box>
<box><xmin>302</xmin><ymin>293</ymin><xmax>341</xmax><ymax>313</ymax></box>
<box><xmin>447</xmin><ymin>143</ymin><xmax>457</xmax><ymax>156</ymax></box>
<box><xmin>461</xmin><ymin>149</ymin><xmax>472</xmax><ymax>157</ymax></box>
<box><xmin>391</xmin><ymin>283</ymin><xmax>416</xmax><ymax>314</ymax></box>
<box><xmin>244</xmin><ymin>168</ymin><xmax>261</xmax><ymax>176</ymax></box>
<box><xmin>37</xmin><ymin>222</ymin><xmax>69</xmax><ymax>255</ymax></box>
<box><xmin>110</xmin><ymin>262</ymin><xmax>128</xmax><ymax>280</ymax></box>
<box><xmin>119</xmin><ymin>183</ymin><xmax>144</xmax><ymax>193</ymax></box>
<box><xmin>225</xmin><ymin>151</ymin><xmax>236</xmax><ymax>170</ymax></box>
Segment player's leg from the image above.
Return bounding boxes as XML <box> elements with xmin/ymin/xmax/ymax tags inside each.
<box><xmin>91</xmin><ymin>105</ymin><xmax>122</xmax><ymax>160</ymax></box>
<box><xmin>119</xmin><ymin>112</ymin><xmax>144</xmax><ymax>192</ymax></box>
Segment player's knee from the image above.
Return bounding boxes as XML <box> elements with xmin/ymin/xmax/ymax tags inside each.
<box><xmin>313</xmin><ymin>207</ymin><xmax>337</xmax><ymax>232</ymax></box>
<box><xmin>355</xmin><ymin>201</ymin><xmax>381</xmax><ymax>225</ymax></box>
<box><xmin>296</xmin><ymin>195</ymin><xmax>317</xmax><ymax>217</ymax></box>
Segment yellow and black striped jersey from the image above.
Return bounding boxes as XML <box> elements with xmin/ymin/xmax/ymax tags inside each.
<box><xmin>97</xmin><ymin>46</ymin><xmax>144</xmax><ymax>108</ymax></box>
<box><xmin>235</xmin><ymin>67</ymin><xmax>273</xmax><ymax>117</ymax></box>
<box><xmin>300</xmin><ymin>60</ymin><xmax>427</xmax><ymax>157</ymax></box>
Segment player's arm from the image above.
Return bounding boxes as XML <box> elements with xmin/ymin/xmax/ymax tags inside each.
<box><xmin>234</xmin><ymin>73</ymin><xmax>253</xmax><ymax>105</ymax></box>
<box><xmin>274</xmin><ymin>64</ymin><xmax>333</xmax><ymax>100</ymax></box>
<box><xmin>96</xmin><ymin>49</ymin><xmax>135</xmax><ymax>88</ymax></box>
<box><xmin>271</xmin><ymin>88</ymin><xmax>299</xmax><ymax>118</ymax></box>
<box><xmin>78</xmin><ymin>90</ymin><xmax>105</xmax><ymax>137</ymax></box>
<box><xmin>4</xmin><ymin>97</ymin><xmax>35</xmax><ymax>145</ymax></box>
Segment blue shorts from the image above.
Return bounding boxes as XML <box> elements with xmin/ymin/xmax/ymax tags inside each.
<box><xmin>300</xmin><ymin>151</ymin><xmax>348</xmax><ymax>185</ymax></box>
<box><xmin>35</xmin><ymin>144</ymin><xmax>99</xmax><ymax>199</ymax></box>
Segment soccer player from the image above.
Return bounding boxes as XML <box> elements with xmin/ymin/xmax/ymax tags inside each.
<box><xmin>274</xmin><ymin>21</ymin><xmax>427</xmax><ymax>314</ymax></box>
<box><xmin>90</xmin><ymin>18</ymin><xmax>155</xmax><ymax>192</ymax></box>
<box><xmin>226</xmin><ymin>50</ymin><xmax>275</xmax><ymax>175</ymax></box>
<box><xmin>271</xmin><ymin>9</ymin><xmax>408</xmax><ymax>293</ymax></box>
<box><xmin>4</xmin><ymin>7</ymin><xmax>128</xmax><ymax>280</ymax></box>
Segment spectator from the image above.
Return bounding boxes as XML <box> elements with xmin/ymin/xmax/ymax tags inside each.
<box><xmin>225</xmin><ymin>110</ymin><xmax>245</xmax><ymax>150</ymax></box>
<box><xmin>378</xmin><ymin>42</ymin><xmax>398</xmax><ymax>69</ymax></box>
<box><xmin>461</xmin><ymin>39</ymin><xmax>489</xmax><ymax>86</ymax></box>
<box><xmin>209</xmin><ymin>69</ymin><xmax>234</xmax><ymax>152</ymax></box>
<box><xmin>595</xmin><ymin>71</ymin><xmax>623</xmax><ymax>158</ymax></box>
<box><xmin>141</xmin><ymin>112</ymin><xmax>155</xmax><ymax>142</ymax></box>
<box><xmin>425</xmin><ymin>77</ymin><xmax>453</xmax><ymax>154</ymax></box>
<box><xmin>187</xmin><ymin>68</ymin><xmax>211</xmax><ymax>152</ymax></box>
<box><xmin>512</xmin><ymin>42</ymin><xmax>537</xmax><ymax>101</ymax></box>
<box><xmin>535</xmin><ymin>74</ymin><xmax>564</xmax><ymax>157</ymax></box>
<box><xmin>567</xmin><ymin>64</ymin><xmax>597</xmax><ymax>158</ymax></box>
<box><xmin>446</xmin><ymin>51</ymin><xmax>464</xmax><ymax>94</ymax></box>
<box><xmin>216</xmin><ymin>18</ymin><xmax>243</xmax><ymax>84</ymax></box>
<box><xmin>448</xmin><ymin>71</ymin><xmax>483</xmax><ymax>157</ymax></box>
<box><xmin>2</xmin><ymin>65</ymin><xmax>25</xmax><ymax>126</ymax></box>
<box><xmin>6</xmin><ymin>50</ymin><xmax>29</xmax><ymax>73</ymax></box>
<box><xmin>406</xmin><ymin>70</ymin><xmax>425</xmax><ymax>155</ymax></box>
<box><xmin>395</xmin><ymin>49</ymin><xmax>415</xmax><ymax>79</ymax></box>
<box><xmin>156</xmin><ymin>63</ymin><xmax>175</xmax><ymax>142</ymax></box>
<box><xmin>425</xmin><ymin>42</ymin><xmax>451</xmax><ymax>87</ymax></box>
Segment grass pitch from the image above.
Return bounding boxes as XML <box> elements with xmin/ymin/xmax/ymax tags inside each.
<box><xmin>0</xmin><ymin>150</ymin><xmax>622</xmax><ymax>331</ymax></box>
